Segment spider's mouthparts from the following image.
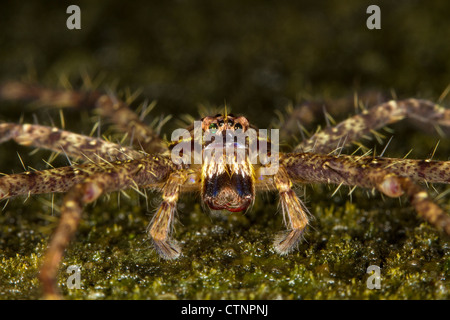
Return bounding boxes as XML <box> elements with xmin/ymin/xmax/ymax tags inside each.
<box><xmin>201</xmin><ymin>146</ymin><xmax>255</xmax><ymax>213</ymax></box>
<box><xmin>204</xmin><ymin>186</ymin><xmax>252</xmax><ymax>212</ymax></box>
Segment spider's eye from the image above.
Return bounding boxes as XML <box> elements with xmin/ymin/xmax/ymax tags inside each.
<box><xmin>227</xmin><ymin>120</ymin><xmax>234</xmax><ymax>126</ymax></box>
<box><xmin>209</xmin><ymin>123</ymin><xmax>218</xmax><ymax>133</ymax></box>
<box><xmin>234</xmin><ymin>123</ymin><xmax>243</xmax><ymax>131</ymax></box>
<box><xmin>218</xmin><ymin>120</ymin><xmax>224</xmax><ymax>127</ymax></box>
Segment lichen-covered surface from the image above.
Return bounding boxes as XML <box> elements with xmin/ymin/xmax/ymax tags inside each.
<box><xmin>0</xmin><ymin>0</ymin><xmax>449</xmax><ymax>299</ymax></box>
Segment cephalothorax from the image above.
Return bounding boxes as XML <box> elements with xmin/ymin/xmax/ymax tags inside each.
<box><xmin>182</xmin><ymin>113</ymin><xmax>256</xmax><ymax>213</ymax></box>
<box><xmin>0</xmin><ymin>81</ymin><xmax>449</xmax><ymax>298</ymax></box>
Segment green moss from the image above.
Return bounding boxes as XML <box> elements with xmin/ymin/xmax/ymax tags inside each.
<box><xmin>0</xmin><ymin>188</ymin><xmax>448</xmax><ymax>299</ymax></box>
<box><xmin>0</xmin><ymin>0</ymin><xmax>449</xmax><ymax>300</ymax></box>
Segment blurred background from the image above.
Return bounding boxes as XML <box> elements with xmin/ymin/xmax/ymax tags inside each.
<box><xmin>1</xmin><ymin>0</ymin><xmax>449</xmax><ymax>128</ymax></box>
<box><xmin>0</xmin><ymin>0</ymin><xmax>449</xmax><ymax>299</ymax></box>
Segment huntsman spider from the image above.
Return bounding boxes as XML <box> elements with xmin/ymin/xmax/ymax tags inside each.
<box><xmin>0</xmin><ymin>81</ymin><xmax>449</xmax><ymax>298</ymax></box>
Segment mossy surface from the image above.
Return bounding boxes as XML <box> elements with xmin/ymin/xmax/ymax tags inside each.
<box><xmin>1</xmin><ymin>188</ymin><xmax>449</xmax><ymax>299</ymax></box>
<box><xmin>0</xmin><ymin>0</ymin><xmax>449</xmax><ymax>299</ymax></box>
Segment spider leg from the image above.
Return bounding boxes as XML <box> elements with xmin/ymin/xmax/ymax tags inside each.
<box><xmin>94</xmin><ymin>94</ymin><xmax>168</xmax><ymax>154</ymax></box>
<box><xmin>0</xmin><ymin>122</ymin><xmax>142</xmax><ymax>162</ymax></box>
<box><xmin>0</xmin><ymin>156</ymin><xmax>176</xmax><ymax>200</ymax></box>
<box><xmin>276</xmin><ymin>92</ymin><xmax>389</xmax><ymax>142</ymax></box>
<box><xmin>376</xmin><ymin>174</ymin><xmax>450</xmax><ymax>234</ymax></box>
<box><xmin>281</xmin><ymin>153</ymin><xmax>450</xmax><ymax>235</ymax></box>
<box><xmin>272</xmin><ymin>165</ymin><xmax>309</xmax><ymax>255</ymax></box>
<box><xmin>0</xmin><ymin>81</ymin><xmax>168</xmax><ymax>154</ymax></box>
<box><xmin>147</xmin><ymin>170</ymin><xmax>189</xmax><ymax>259</ymax></box>
<box><xmin>0</xmin><ymin>163</ymin><xmax>104</xmax><ymax>199</ymax></box>
<box><xmin>39</xmin><ymin>181</ymin><xmax>92</xmax><ymax>299</ymax></box>
<box><xmin>36</xmin><ymin>156</ymin><xmax>176</xmax><ymax>298</ymax></box>
<box><xmin>294</xmin><ymin>99</ymin><xmax>450</xmax><ymax>154</ymax></box>
<box><xmin>356</xmin><ymin>156</ymin><xmax>450</xmax><ymax>184</ymax></box>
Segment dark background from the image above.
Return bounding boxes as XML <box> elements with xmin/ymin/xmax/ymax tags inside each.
<box><xmin>1</xmin><ymin>0</ymin><xmax>449</xmax><ymax>128</ymax></box>
<box><xmin>0</xmin><ymin>0</ymin><xmax>449</xmax><ymax>299</ymax></box>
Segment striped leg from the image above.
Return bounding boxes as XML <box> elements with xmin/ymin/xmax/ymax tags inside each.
<box><xmin>39</xmin><ymin>181</ymin><xmax>98</xmax><ymax>299</ymax></box>
<box><xmin>0</xmin><ymin>123</ymin><xmax>142</xmax><ymax>162</ymax></box>
<box><xmin>0</xmin><ymin>155</ymin><xmax>176</xmax><ymax>200</ymax></box>
<box><xmin>37</xmin><ymin>157</ymin><xmax>176</xmax><ymax>298</ymax></box>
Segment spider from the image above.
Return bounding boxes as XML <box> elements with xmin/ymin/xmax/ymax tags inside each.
<box><xmin>0</xmin><ymin>81</ymin><xmax>449</xmax><ymax>299</ymax></box>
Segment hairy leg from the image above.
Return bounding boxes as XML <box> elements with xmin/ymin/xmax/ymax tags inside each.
<box><xmin>0</xmin><ymin>81</ymin><xmax>168</xmax><ymax>154</ymax></box>
<box><xmin>40</xmin><ymin>173</ymin><xmax>130</xmax><ymax>298</ymax></box>
<box><xmin>0</xmin><ymin>122</ymin><xmax>142</xmax><ymax>162</ymax></box>
<box><xmin>0</xmin><ymin>155</ymin><xmax>177</xmax><ymax>200</ymax></box>
<box><xmin>281</xmin><ymin>152</ymin><xmax>450</xmax><ymax>235</ymax></box>
<box><xmin>356</xmin><ymin>157</ymin><xmax>450</xmax><ymax>184</ymax></box>
<box><xmin>276</xmin><ymin>91</ymin><xmax>390</xmax><ymax>143</ymax></box>
<box><xmin>376</xmin><ymin>173</ymin><xmax>450</xmax><ymax>234</ymax></box>
<box><xmin>94</xmin><ymin>95</ymin><xmax>168</xmax><ymax>154</ymax></box>
<box><xmin>0</xmin><ymin>163</ymin><xmax>103</xmax><ymax>200</ymax></box>
<box><xmin>36</xmin><ymin>156</ymin><xmax>177</xmax><ymax>298</ymax></box>
<box><xmin>294</xmin><ymin>99</ymin><xmax>450</xmax><ymax>154</ymax></box>
<box><xmin>281</xmin><ymin>153</ymin><xmax>450</xmax><ymax>186</ymax></box>
<box><xmin>272</xmin><ymin>165</ymin><xmax>309</xmax><ymax>254</ymax></box>
<box><xmin>148</xmin><ymin>170</ymin><xmax>188</xmax><ymax>259</ymax></box>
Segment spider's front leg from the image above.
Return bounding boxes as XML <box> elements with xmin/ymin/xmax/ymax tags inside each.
<box><xmin>147</xmin><ymin>170</ymin><xmax>189</xmax><ymax>259</ymax></box>
<box><xmin>272</xmin><ymin>165</ymin><xmax>309</xmax><ymax>255</ymax></box>
<box><xmin>37</xmin><ymin>156</ymin><xmax>176</xmax><ymax>299</ymax></box>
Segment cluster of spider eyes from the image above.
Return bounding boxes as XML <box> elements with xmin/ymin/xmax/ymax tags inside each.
<box><xmin>209</xmin><ymin>120</ymin><xmax>243</xmax><ymax>134</ymax></box>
